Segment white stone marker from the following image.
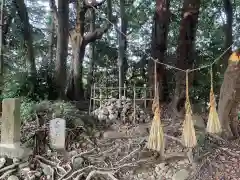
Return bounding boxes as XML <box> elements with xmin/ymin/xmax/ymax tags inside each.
<box><xmin>50</xmin><ymin>118</ymin><xmax>66</xmax><ymax>149</ymax></box>
<box><xmin>0</xmin><ymin>98</ymin><xmax>31</xmax><ymax>158</ymax></box>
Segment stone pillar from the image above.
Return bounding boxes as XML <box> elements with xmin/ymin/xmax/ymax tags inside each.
<box><xmin>0</xmin><ymin>98</ymin><xmax>31</xmax><ymax>159</ymax></box>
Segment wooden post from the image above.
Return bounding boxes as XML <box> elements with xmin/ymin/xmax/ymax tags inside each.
<box><xmin>123</xmin><ymin>83</ymin><xmax>126</xmax><ymax>97</ymax></box>
<box><xmin>144</xmin><ymin>84</ymin><xmax>147</xmax><ymax>109</ymax></box>
<box><xmin>93</xmin><ymin>83</ymin><xmax>96</xmax><ymax>111</ymax></box>
<box><xmin>88</xmin><ymin>85</ymin><xmax>93</xmax><ymax>114</ymax></box>
<box><xmin>133</xmin><ymin>84</ymin><xmax>136</xmax><ymax>124</ymax></box>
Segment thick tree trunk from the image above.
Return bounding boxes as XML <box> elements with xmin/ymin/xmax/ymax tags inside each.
<box><xmin>223</xmin><ymin>0</ymin><xmax>233</xmax><ymax>68</ymax></box>
<box><xmin>148</xmin><ymin>0</ymin><xmax>170</xmax><ymax>103</ymax></box>
<box><xmin>117</xmin><ymin>0</ymin><xmax>128</xmax><ymax>98</ymax></box>
<box><xmin>14</xmin><ymin>0</ymin><xmax>36</xmax><ymax>74</ymax></box>
<box><xmin>68</xmin><ymin>32</ymin><xmax>85</xmax><ymax>101</ymax></box>
<box><xmin>3</xmin><ymin>3</ymin><xmax>15</xmax><ymax>45</ymax></box>
<box><xmin>66</xmin><ymin>0</ymin><xmax>113</xmax><ymax>101</ymax></box>
<box><xmin>172</xmin><ymin>0</ymin><xmax>200</xmax><ymax>116</ymax></box>
<box><xmin>86</xmin><ymin>8</ymin><xmax>96</xmax><ymax>99</ymax></box>
<box><xmin>218</xmin><ymin>52</ymin><xmax>240</xmax><ymax>138</ymax></box>
<box><xmin>48</xmin><ymin>19</ymin><xmax>55</xmax><ymax>70</ymax></box>
<box><xmin>54</xmin><ymin>0</ymin><xmax>69</xmax><ymax>99</ymax></box>
<box><xmin>66</xmin><ymin>1</ymin><xmax>86</xmax><ymax>101</ymax></box>
<box><xmin>0</xmin><ymin>0</ymin><xmax>4</xmax><ymax>112</ymax></box>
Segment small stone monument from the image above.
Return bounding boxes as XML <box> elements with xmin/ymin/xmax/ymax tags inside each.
<box><xmin>49</xmin><ymin>118</ymin><xmax>66</xmax><ymax>150</ymax></box>
<box><xmin>0</xmin><ymin>98</ymin><xmax>31</xmax><ymax>158</ymax></box>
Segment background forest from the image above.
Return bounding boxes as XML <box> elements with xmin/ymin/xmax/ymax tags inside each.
<box><xmin>1</xmin><ymin>0</ymin><xmax>240</xmax><ymax>179</ymax></box>
<box><xmin>0</xmin><ymin>0</ymin><xmax>239</xmax><ymax>132</ymax></box>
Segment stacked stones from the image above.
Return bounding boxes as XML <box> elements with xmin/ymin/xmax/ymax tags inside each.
<box><xmin>92</xmin><ymin>97</ymin><xmax>150</xmax><ymax>124</ymax></box>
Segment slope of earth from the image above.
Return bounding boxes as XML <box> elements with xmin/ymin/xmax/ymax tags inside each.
<box><xmin>1</xmin><ymin>99</ymin><xmax>240</xmax><ymax>180</ymax></box>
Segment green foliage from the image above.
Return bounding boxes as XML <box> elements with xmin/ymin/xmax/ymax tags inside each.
<box><xmin>2</xmin><ymin>0</ymin><xmax>240</xmax><ymax>105</ymax></box>
<box><xmin>21</xmin><ymin>100</ymin><xmax>86</xmax><ymax>128</ymax></box>
<box><xmin>20</xmin><ymin>98</ymin><xmax>37</xmax><ymax>122</ymax></box>
<box><xmin>2</xmin><ymin>70</ymin><xmax>58</xmax><ymax>101</ymax></box>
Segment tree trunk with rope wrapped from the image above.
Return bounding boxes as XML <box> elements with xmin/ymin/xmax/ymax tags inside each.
<box><xmin>222</xmin><ymin>0</ymin><xmax>233</xmax><ymax>68</ymax></box>
<box><xmin>148</xmin><ymin>0</ymin><xmax>170</xmax><ymax>103</ymax></box>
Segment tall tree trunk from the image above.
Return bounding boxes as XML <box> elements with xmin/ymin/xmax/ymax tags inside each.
<box><xmin>48</xmin><ymin>18</ymin><xmax>55</xmax><ymax>70</ymax></box>
<box><xmin>218</xmin><ymin>56</ymin><xmax>240</xmax><ymax>138</ymax></box>
<box><xmin>222</xmin><ymin>0</ymin><xmax>233</xmax><ymax>68</ymax></box>
<box><xmin>47</xmin><ymin>14</ymin><xmax>57</xmax><ymax>100</ymax></box>
<box><xmin>85</xmin><ymin>8</ymin><xmax>96</xmax><ymax>99</ymax></box>
<box><xmin>3</xmin><ymin>3</ymin><xmax>15</xmax><ymax>45</ymax></box>
<box><xmin>14</xmin><ymin>0</ymin><xmax>36</xmax><ymax>74</ymax></box>
<box><xmin>172</xmin><ymin>0</ymin><xmax>200</xmax><ymax>116</ymax></box>
<box><xmin>0</xmin><ymin>0</ymin><xmax>4</xmax><ymax>113</ymax></box>
<box><xmin>66</xmin><ymin>0</ymin><xmax>113</xmax><ymax>101</ymax></box>
<box><xmin>67</xmin><ymin>0</ymin><xmax>86</xmax><ymax>101</ymax></box>
<box><xmin>148</xmin><ymin>0</ymin><xmax>170</xmax><ymax>103</ymax></box>
<box><xmin>54</xmin><ymin>0</ymin><xmax>69</xmax><ymax>99</ymax></box>
<box><xmin>117</xmin><ymin>0</ymin><xmax>128</xmax><ymax>98</ymax></box>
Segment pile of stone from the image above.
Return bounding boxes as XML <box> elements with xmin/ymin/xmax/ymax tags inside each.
<box><xmin>92</xmin><ymin>96</ymin><xmax>150</xmax><ymax>124</ymax></box>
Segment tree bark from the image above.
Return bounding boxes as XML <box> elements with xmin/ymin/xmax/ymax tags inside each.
<box><xmin>117</xmin><ymin>0</ymin><xmax>128</xmax><ymax>98</ymax></box>
<box><xmin>172</xmin><ymin>0</ymin><xmax>200</xmax><ymax>116</ymax></box>
<box><xmin>148</xmin><ymin>0</ymin><xmax>170</xmax><ymax>103</ymax></box>
<box><xmin>0</xmin><ymin>0</ymin><xmax>5</xmax><ymax>111</ymax></box>
<box><xmin>218</xmin><ymin>52</ymin><xmax>240</xmax><ymax>138</ymax></box>
<box><xmin>48</xmin><ymin>16</ymin><xmax>55</xmax><ymax>70</ymax></box>
<box><xmin>2</xmin><ymin>4</ymin><xmax>15</xmax><ymax>45</ymax></box>
<box><xmin>66</xmin><ymin>0</ymin><xmax>113</xmax><ymax>101</ymax></box>
<box><xmin>53</xmin><ymin>0</ymin><xmax>69</xmax><ymax>99</ymax></box>
<box><xmin>222</xmin><ymin>0</ymin><xmax>233</xmax><ymax>68</ymax></box>
<box><xmin>14</xmin><ymin>0</ymin><xmax>36</xmax><ymax>74</ymax></box>
<box><xmin>85</xmin><ymin>8</ymin><xmax>96</xmax><ymax>99</ymax></box>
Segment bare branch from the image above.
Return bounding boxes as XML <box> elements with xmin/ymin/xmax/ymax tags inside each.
<box><xmin>84</xmin><ymin>25</ymin><xmax>110</xmax><ymax>44</ymax></box>
<box><xmin>83</xmin><ymin>0</ymin><xmax>113</xmax><ymax>44</ymax></box>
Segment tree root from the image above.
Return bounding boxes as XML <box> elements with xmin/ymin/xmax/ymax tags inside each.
<box><xmin>85</xmin><ymin>170</ymin><xmax>118</xmax><ymax>180</ymax></box>
<box><xmin>0</xmin><ymin>162</ymin><xmax>23</xmax><ymax>173</ymax></box>
<box><xmin>0</xmin><ymin>169</ymin><xmax>17</xmax><ymax>179</ymax></box>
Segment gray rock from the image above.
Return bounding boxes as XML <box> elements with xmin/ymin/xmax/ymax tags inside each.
<box><xmin>68</xmin><ymin>150</ymin><xmax>78</xmax><ymax>157</ymax></box>
<box><xmin>7</xmin><ymin>175</ymin><xmax>19</xmax><ymax>180</ymax></box>
<box><xmin>158</xmin><ymin>163</ymin><xmax>166</xmax><ymax>169</ymax></box>
<box><xmin>13</xmin><ymin>158</ymin><xmax>20</xmax><ymax>163</ymax></box>
<box><xmin>73</xmin><ymin>157</ymin><xmax>84</xmax><ymax>169</ymax></box>
<box><xmin>192</xmin><ymin>114</ymin><xmax>205</xmax><ymax>129</ymax></box>
<box><xmin>92</xmin><ymin>97</ymin><xmax>150</xmax><ymax>124</ymax></box>
<box><xmin>42</xmin><ymin>165</ymin><xmax>53</xmax><ymax>176</ymax></box>
<box><xmin>35</xmin><ymin>171</ymin><xmax>42</xmax><ymax>177</ymax></box>
<box><xmin>172</xmin><ymin>169</ymin><xmax>189</xmax><ymax>180</ymax></box>
<box><xmin>20</xmin><ymin>167</ymin><xmax>30</xmax><ymax>176</ymax></box>
<box><xmin>166</xmin><ymin>169</ymin><xmax>173</xmax><ymax>178</ymax></box>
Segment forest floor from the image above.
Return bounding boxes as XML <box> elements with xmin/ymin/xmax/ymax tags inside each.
<box><xmin>18</xmin><ymin>118</ymin><xmax>240</xmax><ymax>180</ymax></box>
<box><xmin>1</xmin><ymin>100</ymin><xmax>240</xmax><ymax>180</ymax></box>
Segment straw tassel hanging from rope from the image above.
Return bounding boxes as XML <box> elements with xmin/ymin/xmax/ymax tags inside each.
<box><xmin>206</xmin><ymin>67</ymin><xmax>222</xmax><ymax>134</ymax></box>
<box><xmin>182</xmin><ymin>70</ymin><xmax>197</xmax><ymax>148</ymax></box>
<box><xmin>147</xmin><ymin>61</ymin><xmax>165</xmax><ymax>154</ymax></box>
